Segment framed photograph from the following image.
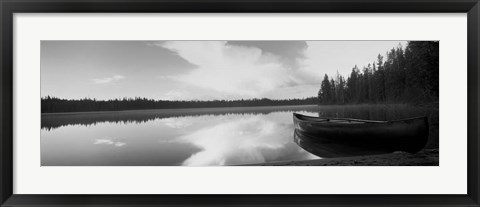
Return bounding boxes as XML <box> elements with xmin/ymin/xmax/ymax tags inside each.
<box><xmin>1</xmin><ymin>0</ymin><xmax>479</xmax><ymax>206</ymax></box>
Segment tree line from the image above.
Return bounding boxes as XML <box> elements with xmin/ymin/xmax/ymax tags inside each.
<box><xmin>318</xmin><ymin>41</ymin><xmax>439</xmax><ymax>104</ymax></box>
<box><xmin>41</xmin><ymin>96</ymin><xmax>318</xmax><ymax>113</ymax></box>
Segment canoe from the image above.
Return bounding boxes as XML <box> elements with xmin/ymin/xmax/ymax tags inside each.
<box><xmin>293</xmin><ymin>113</ymin><xmax>429</xmax><ymax>156</ymax></box>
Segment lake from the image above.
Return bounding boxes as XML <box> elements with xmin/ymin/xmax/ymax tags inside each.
<box><xmin>41</xmin><ymin>104</ymin><xmax>438</xmax><ymax>166</ymax></box>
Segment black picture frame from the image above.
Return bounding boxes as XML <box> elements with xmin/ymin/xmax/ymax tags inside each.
<box><xmin>1</xmin><ymin>0</ymin><xmax>479</xmax><ymax>206</ymax></box>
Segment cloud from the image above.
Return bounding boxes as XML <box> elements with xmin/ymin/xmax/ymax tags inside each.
<box><xmin>92</xmin><ymin>75</ymin><xmax>125</xmax><ymax>84</ymax></box>
<box><xmin>159</xmin><ymin>88</ymin><xmax>232</xmax><ymax>101</ymax></box>
<box><xmin>158</xmin><ymin>41</ymin><xmax>320</xmax><ymax>100</ymax></box>
<box><xmin>226</xmin><ymin>41</ymin><xmax>308</xmax><ymax>68</ymax></box>
<box><xmin>161</xmin><ymin>90</ymin><xmax>189</xmax><ymax>101</ymax></box>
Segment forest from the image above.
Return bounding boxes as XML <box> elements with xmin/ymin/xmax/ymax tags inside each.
<box><xmin>317</xmin><ymin>41</ymin><xmax>439</xmax><ymax>104</ymax></box>
<box><xmin>41</xmin><ymin>96</ymin><xmax>318</xmax><ymax>113</ymax></box>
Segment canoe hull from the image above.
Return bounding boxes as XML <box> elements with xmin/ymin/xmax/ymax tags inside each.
<box><xmin>294</xmin><ymin>130</ymin><xmax>395</xmax><ymax>158</ymax></box>
<box><xmin>293</xmin><ymin>113</ymin><xmax>429</xmax><ymax>156</ymax></box>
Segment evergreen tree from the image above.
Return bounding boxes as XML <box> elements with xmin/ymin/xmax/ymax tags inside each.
<box><xmin>317</xmin><ymin>41</ymin><xmax>438</xmax><ymax>105</ymax></box>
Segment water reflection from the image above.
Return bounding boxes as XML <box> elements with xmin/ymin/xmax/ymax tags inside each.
<box><xmin>41</xmin><ymin>108</ymin><xmax>319</xmax><ymax>166</ymax></box>
<box><xmin>41</xmin><ymin>105</ymin><xmax>320</xmax><ymax>130</ymax></box>
<box><xmin>40</xmin><ymin>104</ymin><xmax>438</xmax><ymax>166</ymax></box>
<box><xmin>177</xmin><ymin>115</ymin><xmax>314</xmax><ymax>166</ymax></box>
<box><xmin>93</xmin><ymin>138</ymin><xmax>126</xmax><ymax>147</ymax></box>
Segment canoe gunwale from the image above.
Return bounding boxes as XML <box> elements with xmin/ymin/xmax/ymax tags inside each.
<box><xmin>293</xmin><ymin>113</ymin><xmax>427</xmax><ymax>124</ymax></box>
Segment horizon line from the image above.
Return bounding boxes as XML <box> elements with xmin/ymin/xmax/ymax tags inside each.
<box><xmin>41</xmin><ymin>95</ymin><xmax>318</xmax><ymax>102</ymax></box>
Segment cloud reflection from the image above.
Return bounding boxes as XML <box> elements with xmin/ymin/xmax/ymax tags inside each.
<box><xmin>177</xmin><ymin>115</ymin><xmax>312</xmax><ymax>166</ymax></box>
<box><xmin>159</xmin><ymin>117</ymin><xmax>193</xmax><ymax>129</ymax></box>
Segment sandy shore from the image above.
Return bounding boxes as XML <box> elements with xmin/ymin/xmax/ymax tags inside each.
<box><xmin>245</xmin><ymin>149</ymin><xmax>439</xmax><ymax>166</ymax></box>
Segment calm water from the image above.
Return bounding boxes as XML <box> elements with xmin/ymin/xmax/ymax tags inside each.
<box><xmin>41</xmin><ymin>104</ymin><xmax>438</xmax><ymax>166</ymax></box>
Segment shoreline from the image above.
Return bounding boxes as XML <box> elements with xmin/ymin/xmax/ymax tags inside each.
<box><xmin>41</xmin><ymin>103</ymin><xmax>422</xmax><ymax>116</ymax></box>
<box><xmin>41</xmin><ymin>104</ymin><xmax>321</xmax><ymax>116</ymax></box>
<box><xmin>243</xmin><ymin>149</ymin><xmax>439</xmax><ymax>166</ymax></box>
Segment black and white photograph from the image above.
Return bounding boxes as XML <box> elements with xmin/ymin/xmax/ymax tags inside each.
<box><xmin>40</xmin><ymin>40</ymin><xmax>439</xmax><ymax>166</ymax></box>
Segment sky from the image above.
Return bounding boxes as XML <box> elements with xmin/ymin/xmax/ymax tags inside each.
<box><xmin>41</xmin><ymin>40</ymin><xmax>406</xmax><ymax>101</ymax></box>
